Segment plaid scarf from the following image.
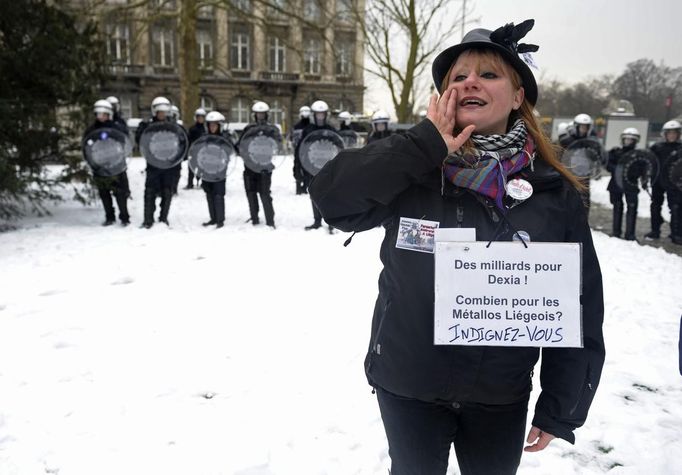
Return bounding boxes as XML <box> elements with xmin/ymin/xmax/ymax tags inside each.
<box><xmin>443</xmin><ymin>119</ymin><xmax>535</xmax><ymax>209</ymax></box>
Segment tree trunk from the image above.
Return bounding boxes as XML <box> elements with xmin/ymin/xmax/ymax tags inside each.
<box><xmin>178</xmin><ymin>0</ymin><xmax>199</xmax><ymax>125</ymax></box>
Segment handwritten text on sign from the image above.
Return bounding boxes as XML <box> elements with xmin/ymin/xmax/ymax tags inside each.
<box><xmin>434</xmin><ymin>241</ymin><xmax>583</xmax><ymax>348</ymax></box>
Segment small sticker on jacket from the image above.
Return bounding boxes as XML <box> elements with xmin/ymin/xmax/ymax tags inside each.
<box><xmin>396</xmin><ymin>217</ymin><xmax>440</xmax><ymax>253</ymax></box>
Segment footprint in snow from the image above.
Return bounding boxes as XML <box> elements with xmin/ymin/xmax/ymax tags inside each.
<box><xmin>111</xmin><ymin>277</ymin><xmax>135</xmax><ymax>285</ymax></box>
<box><xmin>39</xmin><ymin>289</ymin><xmax>66</xmax><ymax>297</ymax></box>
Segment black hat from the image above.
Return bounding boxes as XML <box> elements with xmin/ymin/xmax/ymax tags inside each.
<box><xmin>432</xmin><ymin>19</ymin><xmax>540</xmax><ymax>105</ymax></box>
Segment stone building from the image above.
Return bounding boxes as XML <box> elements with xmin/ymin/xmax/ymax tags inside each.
<box><xmin>95</xmin><ymin>0</ymin><xmax>365</xmax><ymax>130</ymax></box>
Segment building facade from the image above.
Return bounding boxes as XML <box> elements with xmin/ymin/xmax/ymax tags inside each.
<box><xmin>95</xmin><ymin>0</ymin><xmax>365</xmax><ymax>130</ymax></box>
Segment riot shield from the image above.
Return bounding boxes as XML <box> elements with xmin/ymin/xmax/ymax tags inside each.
<box><xmin>187</xmin><ymin>135</ymin><xmax>236</xmax><ymax>182</ymax></box>
<box><xmin>339</xmin><ymin>129</ymin><xmax>359</xmax><ymax>149</ymax></box>
<box><xmin>239</xmin><ymin>125</ymin><xmax>282</xmax><ymax>173</ymax></box>
<box><xmin>664</xmin><ymin>157</ymin><xmax>682</xmax><ymax>192</ymax></box>
<box><xmin>139</xmin><ymin>121</ymin><xmax>189</xmax><ymax>169</ymax></box>
<box><xmin>299</xmin><ymin>129</ymin><xmax>345</xmax><ymax>176</ymax></box>
<box><xmin>659</xmin><ymin>146</ymin><xmax>682</xmax><ymax>191</ymax></box>
<box><xmin>561</xmin><ymin>138</ymin><xmax>605</xmax><ymax>179</ymax></box>
<box><xmin>614</xmin><ymin>149</ymin><xmax>659</xmax><ymax>193</ymax></box>
<box><xmin>82</xmin><ymin>127</ymin><xmax>131</xmax><ymax>177</ymax></box>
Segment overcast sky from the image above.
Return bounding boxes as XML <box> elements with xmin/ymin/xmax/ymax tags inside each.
<box><xmin>364</xmin><ymin>0</ymin><xmax>682</xmax><ymax>116</ymax></box>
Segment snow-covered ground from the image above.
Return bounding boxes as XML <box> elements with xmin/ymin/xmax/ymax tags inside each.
<box><xmin>1</xmin><ymin>157</ymin><xmax>681</xmax><ymax>475</ymax></box>
<box><xmin>591</xmin><ymin>176</ymin><xmax>671</xmax><ymax>222</ymax></box>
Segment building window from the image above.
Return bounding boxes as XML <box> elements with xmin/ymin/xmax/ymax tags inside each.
<box><xmin>270</xmin><ymin>100</ymin><xmax>284</xmax><ymax>125</ymax></box>
<box><xmin>303</xmin><ymin>0</ymin><xmax>321</xmax><ymax>21</ymax></box>
<box><xmin>197</xmin><ymin>29</ymin><xmax>213</xmax><ymax>68</ymax></box>
<box><xmin>268</xmin><ymin>36</ymin><xmax>286</xmax><ymax>72</ymax></box>
<box><xmin>151</xmin><ymin>26</ymin><xmax>175</xmax><ymax>66</ymax></box>
<box><xmin>304</xmin><ymin>38</ymin><xmax>321</xmax><ymax>75</ymax></box>
<box><xmin>336</xmin><ymin>41</ymin><xmax>353</xmax><ymax>76</ymax></box>
<box><xmin>267</xmin><ymin>0</ymin><xmax>286</xmax><ymax>18</ymax></box>
<box><xmin>230</xmin><ymin>97</ymin><xmax>250</xmax><ymax>123</ymax></box>
<box><xmin>337</xmin><ymin>0</ymin><xmax>353</xmax><ymax>22</ymax></box>
<box><xmin>197</xmin><ymin>5</ymin><xmax>213</xmax><ymax>19</ymax></box>
<box><xmin>230</xmin><ymin>0</ymin><xmax>251</xmax><ymax>12</ymax></box>
<box><xmin>200</xmin><ymin>96</ymin><xmax>215</xmax><ymax>111</ymax></box>
<box><xmin>119</xmin><ymin>96</ymin><xmax>133</xmax><ymax>119</ymax></box>
<box><xmin>230</xmin><ymin>28</ymin><xmax>250</xmax><ymax>70</ymax></box>
<box><xmin>106</xmin><ymin>24</ymin><xmax>130</xmax><ymax>64</ymax></box>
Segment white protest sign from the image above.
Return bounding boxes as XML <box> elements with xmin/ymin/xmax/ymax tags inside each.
<box><xmin>434</xmin><ymin>240</ymin><xmax>582</xmax><ymax>348</ymax></box>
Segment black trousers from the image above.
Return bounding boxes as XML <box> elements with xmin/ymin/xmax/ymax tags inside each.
<box><xmin>377</xmin><ymin>387</ymin><xmax>528</xmax><ymax>475</ymax></box>
<box><xmin>143</xmin><ymin>167</ymin><xmax>175</xmax><ymax>224</ymax></box>
<box><xmin>243</xmin><ymin>169</ymin><xmax>275</xmax><ymax>225</ymax></box>
<box><xmin>201</xmin><ymin>180</ymin><xmax>226</xmax><ymax>224</ymax></box>
<box><xmin>610</xmin><ymin>190</ymin><xmax>638</xmax><ymax>239</ymax></box>
<box><xmin>650</xmin><ymin>181</ymin><xmax>666</xmax><ymax>234</ymax></box>
<box><xmin>94</xmin><ymin>172</ymin><xmax>130</xmax><ymax>222</ymax></box>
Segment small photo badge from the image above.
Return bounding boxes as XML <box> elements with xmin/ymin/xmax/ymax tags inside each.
<box><xmin>506</xmin><ymin>178</ymin><xmax>533</xmax><ymax>201</ymax></box>
<box><xmin>396</xmin><ymin>217</ymin><xmax>440</xmax><ymax>254</ymax></box>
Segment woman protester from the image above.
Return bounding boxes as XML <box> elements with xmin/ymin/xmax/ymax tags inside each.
<box><xmin>310</xmin><ymin>19</ymin><xmax>605</xmax><ymax>475</ymax></box>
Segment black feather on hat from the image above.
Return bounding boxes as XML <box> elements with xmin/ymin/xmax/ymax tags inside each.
<box><xmin>432</xmin><ymin>19</ymin><xmax>540</xmax><ymax>105</ymax></box>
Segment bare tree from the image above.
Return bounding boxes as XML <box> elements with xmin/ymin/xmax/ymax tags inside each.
<box><xmin>358</xmin><ymin>0</ymin><xmax>476</xmax><ymax>122</ymax></box>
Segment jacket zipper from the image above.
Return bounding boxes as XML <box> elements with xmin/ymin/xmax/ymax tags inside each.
<box><xmin>456</xmin><ymin>205</ymin><xmax>464</xmax><ymax>228</ymax></box>
<box><xmin>372</xmin><ymin>299</ymin><xmax>391</xmax><ymax>355</ymax></box>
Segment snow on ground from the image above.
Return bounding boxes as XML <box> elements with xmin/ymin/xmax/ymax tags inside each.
<box><xmin>591</xmin><ymin>177</ymin><xmax>671</xmax><ymax>222</ymax></box>
<box><xmin>0</xmin><ymin>156</ymin><xmax>681</xmax><ymax>475</ymax></box>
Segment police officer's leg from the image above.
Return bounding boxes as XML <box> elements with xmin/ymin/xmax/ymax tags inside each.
<box><xmin>214</xmin><ymin>179</ymin><xmax>226</xmax><ymax>227</ymax></box>
<box><xmin>259</xmin><ymin>171</ymin><xmax>275</xmax><ymax>227</ymax></box>
<box><xmin>624</xmin><ymin>191</ymin><xmax>639</xmax><ymax>240</ymax></box>
<box><xmin>376</xmin><ymin>387</ymin><xmax>455</xmax><ymax>475</ymax></box>
<box><xmin>142</xmin><ymin>174</ymin><xmax>158</xmax><ymax>227</ymax></box>
<box><xmin>186</xmin><ymin>165</ymin><xmax>195</xmax><ymax>189</ymax></box>
<box><xmin>113</xmin><ymin>172</ymin><xmax>131</xmax><ymax>224</ymax></box>
<box><xmin>610</xmin><ymin>190</ymin><xmax>624</xmax><ymax>237</ymax></box>
<box><xmin>172</xmin><ymin>163</ymin><xmax>181</xmax><ymax>195</ymax></box>
<box><xmin>202</xmin><ymin>181</ymin><xmax>216</xmax><ymax>225</ymax></box>
<box><xmin>243</xmin><ymin>169</ymin><xmax>260</xmax><ymax>224</ymax></box>
<box><xmin>648</xmin><ymin>181</ymin><xmax>665</xmax><ymax>238</ymax></box>
<box><xmin>95</xmin><ymin>176</ymin><xmax>116</xmax><ymax>225</ymax></box>
<box><xmin>452</xmin><ymin>398</ymin><xmax>528</xmax><ymax>475</ymax></box>
<box><xmin>293</xmin><ymin>156</ymin><xmax>304</xmax><ymax>194</ymax></box>
<box><xmin>159</xmin><ymin>170</ymin><xmax>174</xmax><ymax>223</ymax></box>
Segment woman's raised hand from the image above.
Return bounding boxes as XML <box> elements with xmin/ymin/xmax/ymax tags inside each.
<box><xmin>426</xmin><ymin>86</ymin><xmax>476</xmax><ymax>154</ymax></box>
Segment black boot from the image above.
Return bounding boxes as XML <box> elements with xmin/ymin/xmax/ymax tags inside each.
<box><xmin>214</xmin><ymin>193</ymin><xmax>225</xmax><ymax>227</ymax></box>
<box><xmin>159</xmin><ymin>188</ymin><xmax>172</xmax><ymax>225</ymax></box>
<box><xmin>205</xmin><ymin>190</ymin><xmax>216</xmax><ymax>225</ymax></box>
<box><xmin>142</xmin><ymin>186</ymin><xmax>156</xmax><ymax>228</ymax></box>
<box><xmin>624</xmin><ymin>211</ymin><xmax>637</xmax><ymax>241</ymax></box>
<box><xmin>305</xmin><ymin>221</ymin><xmax>322</xmax><ymax>230</ymax></box>
<box><xmin>670</xmin><ymin>204</ymin><xmax>682</xmax><ymax>245</ymax></box>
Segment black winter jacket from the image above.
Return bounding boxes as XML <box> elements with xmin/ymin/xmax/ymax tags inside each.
<box><xmin>309</xmin><ymin>120</ymin><xmax>605</xmax><ymax>444</ymax></box>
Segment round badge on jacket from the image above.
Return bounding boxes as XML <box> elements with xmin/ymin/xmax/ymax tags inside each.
<box><xmin>506</xmin><ymin>178</ymin><xmax>533</xmax><ymax>201</ymax></box>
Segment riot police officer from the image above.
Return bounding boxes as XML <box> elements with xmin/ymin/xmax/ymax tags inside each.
<box><xmin>185</xmin><ymin>108</ymin><xmax>207</xmax><ymax>189</ymax></box>
<box><xmin>560</xmin><ymin>113</ymin><xmax>604</xmax><ymax>213</ymax></box>
<box><xmin>136</xmin><ymin>96</ymin><xmax>177</xmax><ymax>228</ymax></box>
<box><xmin>200</xmin><ymin>111</ymin><xmax>232</xmax><ymax>228</ymax></box>
<box><xmin>83</xmin><ymin>99</ymin><xmax>131</xmax><ymax>226</ymax></box>
<box><xmin>607</xmin><ymin>128</ymin><xmax>644</xmax><ymax>240</ymax></box>
<box><xmin>647</xmin><ymin>120</ymin><xmax>682</xmax><ymax>242</ymax></box>
<box><xmin>239</xmin><ymin>101</ymin><xmax>281</xmax><ymax>228</ymax></box>
<box><xmin>292</xmin><ymin>105</ymin><xmax>311</xmax><ymax>194</ymax></box>
<box><xmin>297</xmin><ymin>100</ymin><xmax>337</xmax><ymax>232</ymax></box>
<box><xmin>367</xmin><ymin>110</ymin><xmax>392</xmax><ymax>144</ymax></box>
<box><xmin>105</xmin><ymin>96</ymin><xmax>129</xmax><ymax>134</ymax></box>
